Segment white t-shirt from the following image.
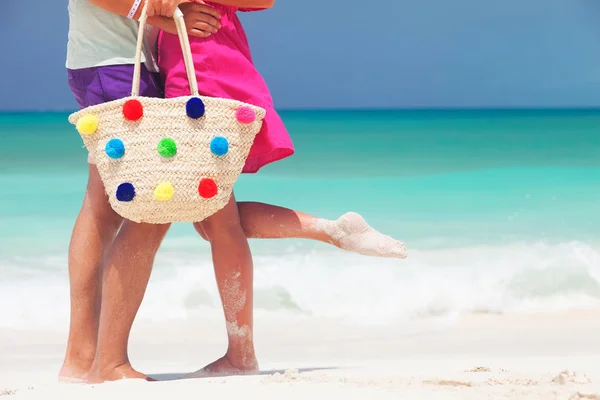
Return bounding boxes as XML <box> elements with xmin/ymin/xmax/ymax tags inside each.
<box><xmin>66</xmin><ymin>0</ymin><xmax>159</xmax><ymax>72</ymax></box>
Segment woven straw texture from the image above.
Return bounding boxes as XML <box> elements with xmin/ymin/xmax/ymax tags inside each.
<box><xmin>68</xmin><ymin>96</ymin><xmax>265</xmax><ymax>224</ymax></box>
<box><xmin>67</xmin><ymin>4</ymin><xmax>265</xmax><ymax>224</ymax></box>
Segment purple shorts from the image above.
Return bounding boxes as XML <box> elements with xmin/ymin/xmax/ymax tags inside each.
<box><xmin>67</xmin><ymin>64</ymin><xmax>163</xmax><ymax>163</ymax></box>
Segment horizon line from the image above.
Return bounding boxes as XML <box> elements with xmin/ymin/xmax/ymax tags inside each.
<box><xmin>3</xmin><ymin>106</ymin><xmax>600</xmax><ymax>114</ymax></box>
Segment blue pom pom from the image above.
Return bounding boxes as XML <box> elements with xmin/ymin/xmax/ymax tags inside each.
<box><xmin>105</xmin><ymin>138</ymin><xmax>125</xmax><ymax>159</ymax></box>
<box><xmin>186</xmin><ymin>97</ymin><xmax>205</xmax><ymax>119</ymax></box>
<box><xmin>210</xmin><ymin>136</ymin><xmax>229</xmax><ymax>156</ymax></box>
<box><xmin>116</xmin><ymin>183</ymin><xmax>135</xmax><ymax>202</ymax></box>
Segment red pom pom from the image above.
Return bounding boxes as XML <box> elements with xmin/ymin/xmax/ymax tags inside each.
<box><xmin>198</xmin><ymin>178</ymin><xmax>218</xmax><ymax>199</ymax></box>
<box><xmin>123</xmin><ymin>99</ymin><xmax>143</xmax><ymax>121</ymax></box>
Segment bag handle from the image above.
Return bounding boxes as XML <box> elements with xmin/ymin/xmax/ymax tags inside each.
<box><xmin>132</xmin><ymin>2</ymin><xmax>199</xmax><ymax>97</ymax></box>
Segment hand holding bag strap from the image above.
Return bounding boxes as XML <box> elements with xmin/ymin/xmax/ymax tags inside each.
<box><xmin>131</xmin><ymin>2</ymin><xmax>199</xmax><ymax>97</ymax></box>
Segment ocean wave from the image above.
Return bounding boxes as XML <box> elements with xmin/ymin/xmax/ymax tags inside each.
<box><xmin>1</xmin><ymin>240</ymin><xmax>599</xmax><ymax>330</ymax></box>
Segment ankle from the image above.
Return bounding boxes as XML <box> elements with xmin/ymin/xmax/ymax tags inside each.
<box><xmin>87</xmin><ymin>362</ymin><xmax>151</xmax><ymax>383</ymax></box>
<box><xmin>59</xmin><ymin>354</ymin><xmax>95</xmax><ymax>381</ymax></box>
<box><xmin>89</xmin><ymin>359</ymin><xmax>132</xmax><ymax>379</ymax></box>
<box><xmin>63</xmin><ymin>348</ymin><xmax>96</xmax><ymax>370</ymax></box>
<box><xmin>94</xmin><ymin>354</ymin><xmax>131</xmax><ymax>371</ymax></box>
<box><xmin>225</xmin><ymin>343</ymin><xmax>257</xmax><ymax>369</ymax></box>
<box><xmin>225</xmin><ymin>351</ymin><xmax>258</xmax><ymax>370</ymax></box>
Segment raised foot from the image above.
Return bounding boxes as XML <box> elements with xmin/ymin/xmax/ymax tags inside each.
<box><xmin>186</xmin><ymin>355</ymin><xmax>259</xmax><ymax>379</ymax></box>
<box><xmin>332</xmin><ymin>212</ymin><xmax>408</xmax><ymax>259</ymax></box>
<box><xmin>86</xmin><ymin>363</ymin><xmax>155</xmax><ymax>384</ymax></box>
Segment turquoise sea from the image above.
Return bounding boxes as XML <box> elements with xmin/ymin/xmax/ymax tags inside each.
<box><xmin>1</xmin><ymin>109</ymin><xmax>599</xmax><ymax>329</ymax></box>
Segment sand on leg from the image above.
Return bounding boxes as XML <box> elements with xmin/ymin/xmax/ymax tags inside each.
<box><xmin>59</xmin><ymin>165</ymin><xmax>123</xmax><ymax>382</ymax></box>
<box><xmin>188</xmin><ymin>194</ymin><xmax>258</xmax><ymax>378</ymax></box>
<box><xmin>87</xmin><ymin>220</ymin><xmax>170</xmax><ymax>383</ymax></box>
<box><xmin>236</xmin><ymin>202</ymin><xmax>407</xmax><ymax>259</ymax></box>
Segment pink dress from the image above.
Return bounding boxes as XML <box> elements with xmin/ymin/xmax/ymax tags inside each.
<box><xmin>157</xmin><ymin>4</ymin><xmax>294</xmax><ymax>173</ymax></box>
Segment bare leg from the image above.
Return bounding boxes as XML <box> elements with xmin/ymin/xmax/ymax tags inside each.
<box><xmin>236</xmin><ymin>202</ymin><xmax>407</xmax><ymax>259</ymax></box>
<box><xmin>188</xmin><ymin>194</ymin><xmax>258</xmax><ymax>378</ymax></box>
<box><xmin>59</xmin><ymin>166</ymin><xmax>122</xmax><ymax>382</ymax></box>
<box><xmin>87</xmin><ymin>221</ymin><xmax>170</xmax><ymax>383</ymax></box>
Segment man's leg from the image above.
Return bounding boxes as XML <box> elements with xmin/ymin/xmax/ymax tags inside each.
<box><xmin>60</xmin><ymin>64</ymin><xmax>166</xmax><ymax>382</ymax></box>
<box><xmin>87</xmin><ymin>220</ymin><xmax>171</xmax><ymax>382</ymax></box>
<box><xmin>59</xmin><ymin>165</ymin><xmax>122</xmax><ymax>382</ymax></box>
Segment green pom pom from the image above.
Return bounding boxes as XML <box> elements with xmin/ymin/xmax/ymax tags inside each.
<box><xmin>158</xmin><ymin>138</ymin><xmax>177</xmax><ymax>158</ymax></box>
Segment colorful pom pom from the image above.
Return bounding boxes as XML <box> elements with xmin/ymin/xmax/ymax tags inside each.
<box><xmin>154</xmin><ymin>181</ymin><xmax>174</xmax><ymax>201</ymax></box>
<box><xmin>116</xmin><ymin>183</ymin><xmax>135</xmax><ymax>202</ymax></box>
<box><xmin>123</xmin><ymin>99</ymin><xmax>143</xmax><ymax>121</ymax></box>
<box><xmin>76</xmin><ymin>114</ymin><xmax>99</xmax><ymax>135</ymax></box>
<box><xmin>186</xmin><ymin>97</ymin><xmax>205</xmax><ymax>119</ymax></box>
<box><xmin>198</xmin><ymin>178</ymin><xmax>218</xmax><ymax>199</ymax></box>
<box><xmin>210</xmin><ymin>136</ymin><xmax>229</xmax><ymax>156</ymax></box>
<box><xmin>158</xmin><ymin>138</ymin><xmax>177</xmax><ymax>158</ymax></box>
<box><xmin>235</xmin><ymin>106</ymin><xmax>256</xmax><ymax>124</ymax></box>
<box><xmin>105</xmin><ymin>138</ymin><xmax>125</xmax><ymax>159</ymax></box>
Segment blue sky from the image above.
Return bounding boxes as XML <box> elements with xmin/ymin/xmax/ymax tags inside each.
<box><xmin>2</xmin><ymin>0</ymin><xmax>600</xmax><ymax>110</ymax></box>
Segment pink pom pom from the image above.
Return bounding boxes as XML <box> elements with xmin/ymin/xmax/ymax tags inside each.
<box><xmin>235</xmin><ymin>106</ymin><xmax>256</xmax><ymax>124</ymax></box>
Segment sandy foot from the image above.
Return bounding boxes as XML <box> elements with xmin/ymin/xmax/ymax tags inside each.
<box><xmin>186</xmin><ymin>355</ymin><xmax>259</xmax><ymax>379</ymax></box>
<box><xmin>328</xmin><ymin>212</ymin><xmax>408</xmax><ymax>259</ymax></box>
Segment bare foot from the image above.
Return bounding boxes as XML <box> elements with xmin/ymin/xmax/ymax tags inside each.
<box><xmin>58</xmin><ymin>363</ymin><xmax>91</xmax><ymax>383</ymax></box>
<box><xmin>327</xmin><ymin>212</ymin><xmax>408</xmax><ymax>259</ymax></box>
<box><xmin>86</xmin><ymin>363</ymin><xmax>155</xmax><ymax>384</ymax></box>
<box><xmin>186</xmin><ymin>354</ymin><xmax>259</xmax><ymax>379</ymax></box>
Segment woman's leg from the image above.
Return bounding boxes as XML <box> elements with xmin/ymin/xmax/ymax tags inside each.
<box><xmin>188</xmin><ymin>194</ymin><xmax>258</xmax><ymax>377</ymax></box>
<box><xmin>196</xmin><ymin>202</ymin><xmax>407</xmax><ymax>259</ymax></box>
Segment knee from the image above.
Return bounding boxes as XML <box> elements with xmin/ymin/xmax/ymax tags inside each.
<box><xmin>122</xmin><ymin>221</ymin><xmax>171</xmax><ymax>249</ymax></box>
<box><xmin>129</xmin><ymin>221</ymin><xmax>170</xmax><ymax>237</ymax></box>
<box><xmin>82</xmin><ymin>185</ymin><xmax>122</xmax><ymax>237</ymax></box>
<box><xmin>193</xmin><ymin>222</ymin><xmax>209</xmax><ymax>241</ymax></box>
<box><xmin>201</xmin><ymin>218</ymin><xmax>245</xmax><ymax>243</ymax></box>
<box><xmin>84</xmin><ymin>168</ymin><xmax>122</xmax><ymax>224</ymax></box>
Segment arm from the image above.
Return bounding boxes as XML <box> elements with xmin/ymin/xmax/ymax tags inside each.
<box><xmin>203</xmin><ymin>0</ymin><xmax>275</xmax><ymax>9</ymax></box>
<box><xmin>87</xmin><ymin>0</ymin><xmax>221</xmax><ymax>37</ymax></box>
<box><xmin>88</xmin><ymin>0</ymin><xmax>164</xmax><ymax>25</ymax></box>
<box><xmin>145</xmin><ymin>0</ymin><xmax>275</xmax><ymax>15</ymax></box>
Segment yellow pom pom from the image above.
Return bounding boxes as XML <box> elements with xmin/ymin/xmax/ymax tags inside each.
<box><xmin>154</xmin><ymin>182</ymin><xmax>174</xmax><ymax>201</ymax></box>
<box><xmin>76</xmin><ymin>114</ymin><xmax>99</xmax><ymax>135</ymax></box>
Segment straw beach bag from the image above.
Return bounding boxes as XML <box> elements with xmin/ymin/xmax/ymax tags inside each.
<box><xmin>68</xmin><ymin>5</ymin><xmax>265</xmax><ymax>224</ymax></box>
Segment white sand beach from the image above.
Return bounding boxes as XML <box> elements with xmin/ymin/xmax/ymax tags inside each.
<box><xmin>2</xmin><ymin>309</ymin><xmax>600</xmax><ymax>400</ymax></box>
